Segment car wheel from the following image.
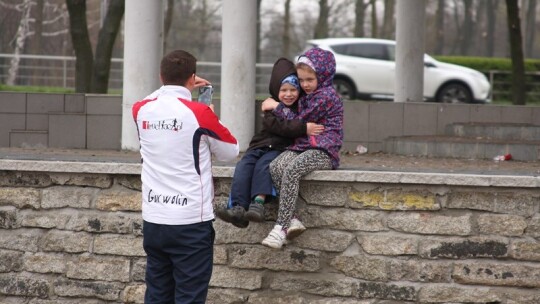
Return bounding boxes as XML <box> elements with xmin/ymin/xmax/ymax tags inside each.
<box><xmin>436</xmin><ymin>83</ymin><xmax>472</xmax><ymax>103</ymax></box>
<box><xmin>333</xmin><ymin>79</ymin><xmax>355</xmax><ymax>100</ymax></box>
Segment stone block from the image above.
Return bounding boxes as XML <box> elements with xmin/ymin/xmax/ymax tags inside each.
<box><xmin>209</xmin><ymin>265</ymin><xmax>262</xmax><ymax>290</ymax></box>
<box><xmin>228</xmin><ymin>245</ymin><xmax>320</xmax><ymax>272</ymax></box>
<box><xmin>66</xmin><ymin>256</ymin><xmax>130</xmax><ymax>282</ymax></box>
<box><xmin>343</xmin><ymin>101</ymin><xmax>369</xmax><ymax>142</ymax></box>
<box><xmin>477</xmin><ymin>214</ymin><xmax>527</xmax><ymax>236</ymax></box>
<box><xmin>511</xmin><ymin>240</ymin><xmax>540</xmax><ymax>261</ymax></box>
<box><xmin>389</xmin><ymin>259</ymin><xmax>451</xmax><ymax>283</ymax></box>
<box><xmin>0</xmin><ymin>114</ymin><xmax>25</xmax><ymax>147</ymax></box>
<box><xmin>330</xmin><ymin>254</ymin><xmax>389</xmax><ymax>281</ymax></box>
<box><xmin>26</xmin><ymin>113</ymin><xmax>48</xmax><ymax>130</ymax></box>
<box><xmin>10</xmin><ymin>130</ymin><xmax>48</xmax><ymax>148</ymax></box>
<box><xmin>132</xmin><ymin>258</ymin><xmax>146</xmax><ymax>282</ymax></box>
<box><xmin>301</xmin><ymin>206</ymin><xmax>386</xmax><ymax>231</ymax></box>
<box><xmin>26</xmin><ymin>93</ymin><xmax>64</xmax><ymax>113</ymax></box>
<box><xmin>123</xmin><ymin>284</ymin><xmax>145</xmax><ymax>304</ymax></box>
<box><xmin>470</xmin><ymin>104</ymin><xmax>502</xmax><ymax>123</ymax></box>
<box><xmin>93</xmin><ymin>234</ymin><xmax>145</xmax><ymax>256</ymax></box>
<box><xmin>85</xmin><ymin>95</ymin><xmax>122</xmax><ymax>115</ymax></box>
<box><xmin>447</xmin><ymin>191</ymin><xmax>537</xmax><ymax>216</ymax></box>
<box><xmin>86</xmin><ymin>115</ymin><xmax>121</xmax><ymax>150</ymax></box>
<box><xmin>360</xmin><ymin>234</ymin><xmax>418</xmax><ymax>255</ymax></box>
<box><xmin>214</xmin><ymin>245</ymin><xmax>227</xmax><ymax>264</ymax></box>
<box><xmin>207</xmin><ymin>288</ymin><xmax>249</xmax><ymax>304</ymax></box>
<box><xmin>0</xmin><ymin>206</ymin><xmax>17</xmax><ymax>228</ymax></box>
<box><xmin>436</xmin><ymin>103</ymin><xmax>471</xmax><ymax>134</ymax></box>
<box><xmin>65</xmin><ymin>210</ymin><xmax>136</xmax><ymax>234</ymax></box>
<box><xmin>0</xmin><ymin>187</ymin><xmax>40</xmax><ymax>209</ymax></box>
<box><xmin>0</xmin><ymin>229</ymin><xmax>41</xmax><ymax>252</ymax></box>
<box><xmin>418</xmin><ymin>284</ymin><xmax>501</xmax><ymax>303</ymax></box>
<box><xmin>64</xmin><ymin>94</ymin><xmax>86</xmax><ymax>113</ymax></box>
<box><xmin>388</xmin><ymin>212</ymin><xmax>472</xmax><ymax>235</ymax></box>
<box><xmin>419</xmin><ymin>237</ymin><xmax>508</xmax><ymax>259</ymax></box>
<box><xmin>526</xmin><ymin>214</ymin><xmax>540</xmax><ymax>238</ymax></box>
<box><xmin>41</xmin><ymin>230</ymin><xmax>92</xmax><ymax>253</ymax></box>
<box><xmin>41</xmin><ymin>186</ymin><xmax>95</xmax><ymax>209</ymax></box>
<box><xmin>0</xmin><ymin>92</ymin><xmax>26</xmax><ymax>113</ymax></box>
<box><xmin>453</xmin><ymin>261</ymin><xmax>540</xmax><ymax>288</ymax></box>
<box><xmin>95</xmin><ymin>187</ymin><xmax>141</xmax><ymax>211</ymax></box>
<box><xmin>0</xmin><ymin>273</ymin><xmax>49</xmax><ymax>298</ymax></box>
<box><xmin>349</xmin><ymin>189</ymin><xmax>440</xmax><ymax>210</ymax></box>
<box><xmin>403</xmin><ymin>103</ymin><xmax>438</xmax><ymax>136</ymax></box>
<box><xmin>50</xmin><ymin>173</ymin><xmax>113</xmax><ymax>188</ymax></box>
<box><xmin>20</xmin><ymin>209</ymin><xmax>72</xmax><ymax>229</ymax></box>
<box><xmin>23</xmin><ymin>253</ymin><xmax>67</xmax><ymax>274</ymax></box>
<box><xmin>269</xmin><ymin>273</ymin><xmax>356</xmax><ymax>297</ymax></box>
<box><xmin>53</xmin><ymin>278</ymin><xmax>123</xmax><ymax>301</ymax></box>
<box><xmin>300</xmin><ymin>183</ymin><xmax>350</xmax><ymax>207</ymax></box>
<box><xmin>368</xmin><ymin>102</ymin><xmax>404</xmax><ymax>143</ymax></box>
<box><xmin>214</xmin><ymin>219</ymin><xmax>273</xmax><ymax>245</ymax></box>
<box><xmin>355</xmin><ymin>282</ymin><xmax>416</xmax><ymax>301</ymax></box>
<box><xmin>48</xmin><ymin>114</ymin><xmax>86</xmax><ymax>148</ymax></box>
<box><xmin>0</xmin><ymin>249</ymin><xmax>23</xmax><ymax>272</ymax></box>
<box><xmin>294</xmin><ymin>229</ymin><xmax>354</xmax><ymax>252</ymax></box>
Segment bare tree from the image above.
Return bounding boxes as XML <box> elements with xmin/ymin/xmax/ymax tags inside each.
<box><xmin>459</xmin><ymin>0</ymin><xmax>474</xmax><ymax>55</ymax></box>
<box><xmin>91</xmin><ymin>0</ymin><xmax>124</xmax><ymax>93</ymax></box>
<box><xmin>434</xmin><ymin>0</ymin><xmax>445</xmax><ymax>54</ymax></box>
<box><xmin>485</xmin><ymin>0</ymin><xmax>499</xmax><ymax>56</ymax></box>
<box><xmin>354</xmin><ymin>0</ymin><xmax>371</xmax><ymax>37</ymax></box>
<box><xmin>283</xmin><ymin>0</ymin><xmax>292</xmax><ymax>57</ymax></box>
<box><xmin>380</xmin><ymin>0</ymin><xmax>395</xmax><ymax>39</ymax></box>
<box><xmin>505</xmin><ymin>0</ymin><xmax>526</xmax><ymax>105</ymax></box>
<box><xmin>370</xmin><ymin>0</ymin><xmax>378</xmax><ymax>37</ymax></box>
<box><xmin>314</xmin><ymin>0</ymin><xmax>329</xmax><ymax>38</ymax></box>
<box><xmin>6</xmin><ymin>0</ymin><xmax>32</xmax><ymax>85</ymax></box>
<box><xmin>164</xmin><ymin>0</ymin><xmax>174</xmax><ymax>51</ymax></box>
<box><xmin>525</xmin><ymin>0</ymin><xmax>537</xmax><ymax>57</ymax></box>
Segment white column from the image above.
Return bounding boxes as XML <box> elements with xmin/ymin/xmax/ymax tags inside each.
<box><xmin>221</xmin><ymin>0</ymin><xmax>257</xmax><ymax>151</ymax></box>
<box><xmin>121</xmin><ymin>0</ymin><xmax>163</xmax><ymax>150</ymax></box>
<box><xmin>395</xmin><ymin>0</ymin><xmax>426</xmax><ymax>102</ymax></box>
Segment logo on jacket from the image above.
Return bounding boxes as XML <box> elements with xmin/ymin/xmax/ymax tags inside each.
<box><xmin>142</xmin><ymin>119</ymin><xmax>182</xmax><ymax>131</ymax></box>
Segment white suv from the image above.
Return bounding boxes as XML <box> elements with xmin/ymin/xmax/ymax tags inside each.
<box><xmin>305</xmin><ymin>38</ymin><xmax>491</xmax><ymax>103</ymax></box>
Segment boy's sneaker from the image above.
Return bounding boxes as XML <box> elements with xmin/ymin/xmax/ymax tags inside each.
<box><xmin>215</xmin><ymin>206</ymin><xmax>249</xmax><ymax>228</ymax></box>
<box><xmin>245</xmin><ymin>202</ymin><xmax>265</xmax><ymax>222</ymax></box>
<box><xmin>286</xmin><ymin>218</ymin><xmax>306</xmax><ymax>240</ymax></box>
<box><xmin>261</xmin><ymin>225</ymin><xmax>287</xmax><ymax>249</ymax></box>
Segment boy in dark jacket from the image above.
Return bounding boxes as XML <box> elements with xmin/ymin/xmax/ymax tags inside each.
<box><xmin>216</xmin><ymin>58</ymin><xmax>323</xmax><ymax>228</ymax></box>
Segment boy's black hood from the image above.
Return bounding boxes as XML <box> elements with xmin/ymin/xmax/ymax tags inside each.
<box><xmin>268</xmin><ymin>57</ymin><xmax>297</xmax><ymax>101</ymax></box>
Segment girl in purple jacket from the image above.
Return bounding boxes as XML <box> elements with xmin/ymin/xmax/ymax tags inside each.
<box><xmin>261</xmin><ymin>47</ymin><xmax>344</xmax><ymax>249</ymax></box>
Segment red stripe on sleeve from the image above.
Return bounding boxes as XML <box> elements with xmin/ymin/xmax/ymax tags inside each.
<box><xmin>179</xmin><ymin>99</ymin><xmax>237</xmax><ymax>144</ymax></box>
<box><xmin>132</xmin><ymin>97</ymin><xmax>157</xmax><ymax>120</ymax></box>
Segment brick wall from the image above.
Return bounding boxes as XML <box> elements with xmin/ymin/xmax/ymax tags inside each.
<box><xmin>0</xmin><ymin>162</ymin><xmax>539</xmax><ymax>303</ymax></box>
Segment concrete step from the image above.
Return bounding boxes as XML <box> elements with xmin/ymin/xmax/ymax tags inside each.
<box><xmin>384</xmin><ymin>135</ymin><xmax>540</xmax><ymax>161</ymax></box>
<box><xmin>446</xmin><ymin>122</ymin><xmax>540</xmax><ymax>141</ymax></box>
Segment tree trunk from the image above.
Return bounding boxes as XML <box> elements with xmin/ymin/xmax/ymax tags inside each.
<box><xmin>525</xmin><ymin>0</ymin><xmax>537</xmax><ymax>57</ymax></box>
<box><xmin>91</xmin><ymin>0</ymin><xmax>124</xmax><ymax>93</ymax></box>
<box><xmin>380</xmin><ymin>0</ymin><xmax>394</xmax><ymax>39</ymax></box>
<box><xmin>434</xmin><ymin>0</ymin><xmax>445</xmax><ymax>54</ymax></box>
<box><xmin>370</xmin><ymin>0</ymin><xmax>378</xmax><ymax>37</ymax></box>
<box><xmin>30</xmin><ymin>0</ymin><xmax>44</xmax><ymax>85</ymax></box>
<box><xmin>459</xmin><ymin>0</ymin><xmax>474</xmax><ymax>55</ymax></box>
<box><xmin>486</xmin><ymin>0</ymin><xmax>499</xmax><ymax>56</ymax></box>
<box><xmin>66</xmin><ymin>0</ymin><xmax>93</xmax><ymax>93</ymax></box>
<box><xmin>314</xmin><ymin>0</ymin><xmax>329</xmax><ymax>38</ymax></box>
<box><xmin>354</xmin><ymin>0</ymin><xmax>368</xmax><ymax>37</ymax></box>
<box><xmin>505</xmin><ymin>0</ymin><xmax>526</xmax><ymax>105</ymax></box>
<box><xmin>283</xmin><ymin>0</ymin><xmax>292</xmax><ymax>58</ymax></box>
<box><xmin>164</xmin><ymin>0</ymin><xmax>174</xmax><ymax>52</ymax></box>
<box><xmin>6</xmin><ymin>0</ymin><xmax>32</xmax><ymax>86</ymax></box>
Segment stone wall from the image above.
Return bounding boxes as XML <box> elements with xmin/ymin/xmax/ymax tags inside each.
<box><xmin>0</xmin><ymin>161</ymin><xmax>539</xmax><ymax>303</ymax></box>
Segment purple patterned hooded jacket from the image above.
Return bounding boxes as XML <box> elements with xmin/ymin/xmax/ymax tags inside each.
<box><xmin>272</xmin><ymin>47</ymin><xmax>344</xmax><ymax>169</ymax></box>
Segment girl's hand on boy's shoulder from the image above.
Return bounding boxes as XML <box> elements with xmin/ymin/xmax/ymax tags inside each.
<box><xmin>261</xmin><ymin>98</ymin><xmax>279</xmax><ymax>111</ymax></box>
<box><xmin>306</xmin><ymin>122</ymin><xmax>324</xmax><ymax>136</ymax></box>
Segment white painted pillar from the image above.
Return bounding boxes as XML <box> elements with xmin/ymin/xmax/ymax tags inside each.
<box><xmin>221</xmin><ymin>0</ymin><xmax>257</xmax><ymax>151</ymax></box>
<box><xmin>395</xmin><ymin>0</ymin><xmax>426</xmax><ymax>102</ymax></box>
<box><xmin>121</xmin><ymin>0</ymin><xmax>163</xmax><ymax>150</ymax></box>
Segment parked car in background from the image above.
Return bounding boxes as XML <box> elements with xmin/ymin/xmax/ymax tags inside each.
<box><xmin>304</xmin><ymin>38</ymin><xmax>491</xmax><ymax>103</ymax></box>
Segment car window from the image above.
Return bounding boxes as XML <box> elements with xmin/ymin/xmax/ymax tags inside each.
<box><xmin>331</xmin><ymin>43</ymin><xmax>391</xmax><ymax>61</ymax></box>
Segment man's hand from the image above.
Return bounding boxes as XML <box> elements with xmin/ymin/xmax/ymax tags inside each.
<box><xmin>306</xmin><ymin>123</ymin><xmax>324</xmax><ymax>136</ymax></box>
<box><xmin>194</xmin><ymin>76</ymin><xmax>210</xmax><ymax>88</ymax></box>
<box><xmin>261</xmin><ymin>98</ymin><xmax>279</xmax><ymax>111</ymax></box>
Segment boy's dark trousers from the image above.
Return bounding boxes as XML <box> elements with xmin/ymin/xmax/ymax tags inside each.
<box><xmin>230</xmin><ymin>148</ymin><xmax>280</xmax><ymax>209</ymax></box>
<box><xmin>143</xmin><ymin>220</ymin><xmax>214</xmax><ymax>304</ymax></box>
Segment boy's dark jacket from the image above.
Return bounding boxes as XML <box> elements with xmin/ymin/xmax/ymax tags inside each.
<box><xmin>247</xmin><ymin>58</ymin><xmax>307</xmax><ymax>151</ymax></box>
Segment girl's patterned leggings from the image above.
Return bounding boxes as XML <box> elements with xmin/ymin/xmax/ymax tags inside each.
<box><xmin>269</xmin><ymin>149</ymin><xmax>332</xmax><ymax>229</ymax></box>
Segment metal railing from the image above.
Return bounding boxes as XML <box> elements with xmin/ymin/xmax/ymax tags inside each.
<box><xmin>1</xmin><ymin>54</ymin><xmax>539</xmax><ymax>103</ymax></box>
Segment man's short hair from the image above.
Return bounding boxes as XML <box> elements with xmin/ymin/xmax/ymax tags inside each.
<box><xmin>160</xmin><ymin>50</ymin><xmax>197</xmax><ymax>85</ymax></box>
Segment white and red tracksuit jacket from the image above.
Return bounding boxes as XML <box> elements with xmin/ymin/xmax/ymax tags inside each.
<box><xmin>132</xmin><ymin>85</ymin><xmax>239</xmax><ymax>225</ymax></box>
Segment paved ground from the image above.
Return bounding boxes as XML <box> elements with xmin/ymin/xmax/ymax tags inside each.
<box><xmin>1</xmin><ymin>147</ymin><xmax>539</xmax><ymax>176</ymax></box>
